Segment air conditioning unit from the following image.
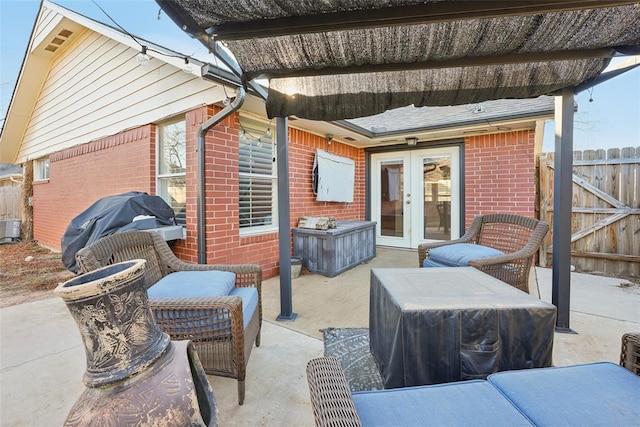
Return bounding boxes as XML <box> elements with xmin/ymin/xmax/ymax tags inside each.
<box><xmin>0</xmin><ymin>219</ymin><xmax>21</xmax><ymax>242</ymax></box>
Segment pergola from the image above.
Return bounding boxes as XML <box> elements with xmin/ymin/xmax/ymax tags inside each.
<box><xmin>156</xmin><ymin>0</ymin><xmax>640</xmax><ymax>330</ymax></box>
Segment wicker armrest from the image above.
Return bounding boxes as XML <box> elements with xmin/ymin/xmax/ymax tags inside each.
<box><xmin>149</xmin><ymin>295</ymin><xmax>245</xmax><ymax>342</ymax></box>
<box><xmin>467</xmin><ymin>251</ymin><xmax>530</xmax><ymax>269</ymax></box>
<box><xmin>620</xmin><ymin>332</ymin><xmax>640</xmax><ymax>376</ymax></box>
<box><xmin>306</xmin><ymin>357</ymin><xmax>363</xmax><ymax>427</ymax></box>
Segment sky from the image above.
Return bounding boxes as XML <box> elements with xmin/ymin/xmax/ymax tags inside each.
<box><xmin>1</xmin><ymin>0</ymin><xmax>639</xmax><ymax>153</ymax></box>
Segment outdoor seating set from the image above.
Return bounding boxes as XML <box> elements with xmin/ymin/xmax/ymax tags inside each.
<box><xmin>71</xmin><ymin>214</ymin><xmax>639</xmax><ymax>425</ymax></box>
<box><xmin>306</xmin><ymin>213</ymin><xmax>639</xmax><ymax>425</ymax></box>
<box><xmin>307</xmin><ymin>333</ymin><xmax>640</xmax><ymax>426</ymax></box>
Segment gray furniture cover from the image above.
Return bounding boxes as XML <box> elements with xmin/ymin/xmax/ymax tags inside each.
<box><xmin>61</xmin><ymin>192</ymin><xmax>175</xmax><ymax>272</ymax></box>
<box><xmin>369</xmin><ymin>267</ymin><xmax>556</xmax><ymax>388</ymax></box>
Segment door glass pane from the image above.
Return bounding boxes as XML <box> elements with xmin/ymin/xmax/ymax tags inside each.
<box><xmin>380</xmin><ymin>160</ymin><xmax>404</xmax><ymax>237</ymax></box>
<box><xmin>422</xmin><ymin>156</ymin><xmax>452</xmax><ymax>240</ymax></box>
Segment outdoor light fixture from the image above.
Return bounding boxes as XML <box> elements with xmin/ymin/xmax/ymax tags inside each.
<box><xmin>406</xmin><ymin>137</ymin><xmax>418</xmax><ymax>146</ymax></box>
<box><xmin>183</xmin><ymin>57</ymin><xmax>193</xmax><ymax>73</ymax></box>
<box><xmin>136</xmin><ymin>46</ymin><xmax>150</xmax><ymax>65</ymax></box>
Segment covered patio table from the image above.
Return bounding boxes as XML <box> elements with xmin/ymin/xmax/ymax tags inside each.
<box><xmin>369</xmin><ymin>267</ymin><xmax>557</xmax><ymax>388</ymax></box>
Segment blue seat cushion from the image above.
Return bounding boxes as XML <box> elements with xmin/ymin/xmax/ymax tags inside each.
<box><xmin>488</xmin><ymin>362</ymin><xmax>640</xmax><ymax>426</ymax></box>
<box><xmin>428</xmin><ymin>243</ymin><xmax>505</xmax><ymax>267</ymax></box>
<box><xmin>229</xmin><ymin>287</ymin><xmax>259</xmax><ymax>329</ymax></box>
<box><xmin>147</xmin><ymin>270</ymin><xmax>236</xmax><ymax>298</ymax></box>
<box><xmin>148</xmin><ymin>271</ymin><xmax>258</xmax><ymax>332</ymax></box>
<box><xmin>352</xmin><ymin>380</ymin><xmax>532</xmax><ymax>426</ymax></box>
<box><xmin>422</xmin><ymin>258</ymin><xmax>448</xmax><ymax>268</ymax></box>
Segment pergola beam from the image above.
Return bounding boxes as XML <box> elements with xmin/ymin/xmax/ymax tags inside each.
<box><xmin>211</xmin><ymin>43</ymin><xmax>268</xmax><ymax>100</ymax></box>
<box><xmin>250</xmin><ymin>48</ymin><xmax>616</xmax><ymax>80</ymax></box>
<box><xmin>208</xmin><ymin>1</ymin><xmax>638</xmax><ymax>41</ymax></box>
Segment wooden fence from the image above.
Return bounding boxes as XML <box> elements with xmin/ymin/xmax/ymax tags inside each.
<box><xmin>0</xmin><ymin>175</ymin><xmax>22</xmax><ymax>220</ymax></box>
<box><xmin>538</xmin><ymin>147</ymin><xmax>639</xmax><ymax>279</ymax></box>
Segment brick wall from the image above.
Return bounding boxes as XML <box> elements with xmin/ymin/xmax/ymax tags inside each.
<box><xmin>288</xmin><ymin>128</ymin><xmax>365</xmax><ymax>221</ymax></box>
<box><xmin>181</xmin><ymin>113</ymin><xmax>367</xmax><ymax>279</ymax></box>
<box><xmin>464</xmin><ymin>130</ymin><xmax>536</xmax><ymax>226</ymax></box>
<box><xmin>32</xmin><ymin>107</ymin><xmax>535</xmax><ymax>279</ymax></box>
<box><xmin>34</xmin><ymin>126</ymin><xmax>155</xmax><ymax>249</ymax></box>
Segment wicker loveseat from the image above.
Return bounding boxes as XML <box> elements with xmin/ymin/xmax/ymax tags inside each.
<box><xmin>418</xmin><ymin>213</ymin><xmax>549</xmax><ymax>293</ymax></box>
<box><xmin>306</xmin><ymin>333</ymin><xmax>640</xmax><ymax>427</ymax></box>
<box><xmin>75</xmin><ymin>230</ymin><xmax>262</xmax><ymax>405</ymax></box>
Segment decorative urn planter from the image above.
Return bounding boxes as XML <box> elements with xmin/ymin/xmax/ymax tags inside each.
<box><xmin>55</xmin><ymin>259</ymin><xmax>218</xmax><ymax>426</ymax></box>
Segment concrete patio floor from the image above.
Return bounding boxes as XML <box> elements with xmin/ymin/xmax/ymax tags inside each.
<box><xmin>1</xmin><ymin>247</ymin><xmax>639</xmax><ymax>426</ymax></box>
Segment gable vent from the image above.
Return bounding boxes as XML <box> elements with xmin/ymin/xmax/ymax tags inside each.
<box><xmin>45</xmin><ymin>29</ymin><xmax>74</xmax><ymax>53</ymax></box>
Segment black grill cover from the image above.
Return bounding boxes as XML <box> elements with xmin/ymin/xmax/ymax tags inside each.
<box><xmin>61</xmin><ymin>192</ymin><xmax>176</xmax><ymax>272</ymax></box>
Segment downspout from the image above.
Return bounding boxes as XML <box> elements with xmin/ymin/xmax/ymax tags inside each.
<box><xmin>197</xmin><ymin>87</ymin><xmax>246</xmax><ymax>264</ymax></box>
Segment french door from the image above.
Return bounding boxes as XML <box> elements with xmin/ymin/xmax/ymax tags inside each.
<box><xmin>371</xmin><ymin>147</ymin><xmax>460</xmax><ymax>248</ymax></box>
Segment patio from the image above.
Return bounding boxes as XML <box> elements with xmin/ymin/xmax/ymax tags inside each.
<box><xmin>1</xmin><ymin>247</ymin><xmax>638</xmax><ymax>426</ymax></box>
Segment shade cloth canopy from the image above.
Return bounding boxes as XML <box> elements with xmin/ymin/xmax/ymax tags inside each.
<box><xmin>157</xmin><ymin>0</ymin><xmax>640</xmax><ymax>120</ymax></box>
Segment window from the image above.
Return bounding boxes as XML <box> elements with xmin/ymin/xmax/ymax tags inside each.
<box><xmin>239</xmin><ymin>117</ymin><xmax>277</xmax><ymax>233</ymax></box>
<box><xmin>157</xmin><ymin>119</ymin><xmax>186</xmax><ymax>226</ymax></box>
<box><xmin>34</xmin><ymin>157</ymin><xmax>49</xmax><ymax>181</ymax></box>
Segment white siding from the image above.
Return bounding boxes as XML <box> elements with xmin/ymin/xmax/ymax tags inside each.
<box><xmin>16</xmin><ymin>31</ymin><xmax>227</xmax><ymax>163</ymax></box>
<box><xmin>32</xmin><ymin>7</ymin><xmax>64</xmax><ymax>50</ymax></box>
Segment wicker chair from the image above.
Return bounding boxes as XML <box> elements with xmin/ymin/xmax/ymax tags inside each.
<box><xmin>620</xmin><ymin>332</ymin><xmax>640</xmax><ymax>376</ymax></box>
<box><xmin>75</xmin><ymin>230</ymin><xmax>262</xmax><ymax>405</ymax></box>
<box><xmin>418</xmin><ymin>214</ymin><xmax>549</xmax><ymax>293</ymax></box>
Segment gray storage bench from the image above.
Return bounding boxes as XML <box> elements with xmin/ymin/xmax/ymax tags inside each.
<box><xmin>293</xmin><ymin>220</ymin><xmax>376</xmax><ymax>277</ymax></box>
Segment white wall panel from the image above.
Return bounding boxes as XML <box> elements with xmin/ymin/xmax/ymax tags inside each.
<box><xmin>17</xmin><ymin>32</ymin><xmax>226</xmax><ymax>163</ymax></box>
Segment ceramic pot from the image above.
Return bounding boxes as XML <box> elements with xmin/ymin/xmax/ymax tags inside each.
<box><xmin>55</xmin><ymin>259</ymin><xmax>218</xmax><ymax>426</ymax></box>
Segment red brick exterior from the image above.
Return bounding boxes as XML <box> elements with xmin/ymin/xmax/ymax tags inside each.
<box><xmin>33</xmin><ymin>105</ymin><xmax>535</xmax><ymax>279</ymax></box>
<box><xmin>182</xmin><ymin>109</ymin><xmax>367</xmax><ymax>279</ymax></box>
<box><xmin>464</xmin><ymin>130</ymin><xmax>537</xmax><ymax>227</ymax></box>
<box><xmin>34</xmin><ymin>126</ymin><xmax>155</xmax><ymax>249</ymax></box>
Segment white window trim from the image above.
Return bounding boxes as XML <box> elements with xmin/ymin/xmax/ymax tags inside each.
<box><xmin>156</xmin><ymin>118</ymin><xmax>187</xmax><ymax>228</ymax></box>
<box><xmin>238</xmin><ymin>115</ymin><xmax>279</xmax><ymax>236</ymax></box>
<box><xmin>34</xmin><ymin>157</ymin><xmax>49</xmax><ymax>181</ymax></box>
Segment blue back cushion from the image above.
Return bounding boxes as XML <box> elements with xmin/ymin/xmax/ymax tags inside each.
<box><xmin>488</xmin><ymin>362</ymin><xmax>640</xmax><ymax>425</ymax></box>
<box><xmin>428</xmin><ymin>243</ymin><xmax>505</xmax><ymax>267</ymax></box>
<box><xmin>147</xmin><ymin>270</ymin><xmax>236</xmax><ymax>298</ymax></box>
<box><xmin>352</xmin><ymin>380</ymin><xmax>532</xmax><ymax>426</ymax></box>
